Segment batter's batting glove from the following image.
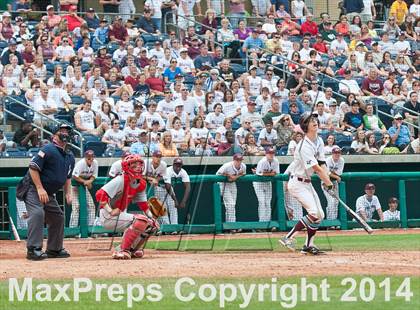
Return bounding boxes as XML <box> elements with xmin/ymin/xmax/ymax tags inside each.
<box><xmin>323</xmin><ymin>184</ymin><xmax>336</xmax><ymax>197</ymax></box>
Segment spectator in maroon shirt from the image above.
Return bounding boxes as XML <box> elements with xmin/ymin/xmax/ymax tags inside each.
<box><xmin>138</xmin><ymin>49</ymin><xmax>150</xmax><ymax>68</ymax></box>
<box><xmin>361</xmin><ymin>69</ymin><xmax>384</xmax><ymax>96</ymax></box>
<box><xmin>183</xmin><ymin>26</ymin><xmax>199</xmax><ymax>47</ymax></box>
<box><xmin>22</xmin><ymin>40</ymin><xmax>36</xmax><ymax>67</ymax></box>
<box><xmin>187</xmin><ymin>37</ymin><xmax>201</xmax><ymax>60</ymax></box>
<box><xmin>124</xmin><ymin>64</ymin><xmax>140</xmax><ymax>89</ymax></box>
<box><xmin>109</xmin><ymin>17</ymin><xmax>129</xmax><ymax>44</ymax></box>
<box><xmin>94</xmin><ymin>47</ymin><xmax>113</xmax><ymax>78</ymax></box>
<box><xmin>145</xmin><ymin>66</ymin><xmax>165</xmax><ymax>96</ymax></box>
<box><xmin>300</xmin><ymin>14</ymin><xmax>318</xmax><ymax>36</ymax></box>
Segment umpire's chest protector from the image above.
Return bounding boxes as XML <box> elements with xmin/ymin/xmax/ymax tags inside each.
<box><xmin>30</xmin><ymin>143</ymin><xmax>75</xmax><ymax>195</ymax></box>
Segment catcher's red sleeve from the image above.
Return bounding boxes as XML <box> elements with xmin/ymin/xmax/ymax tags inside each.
<box><xmin>96</xmin><ymin>189</ymin><xmax>110</xmax><ymax>206</ymax></box>
<box><xmin>137</xmin><ymin>201</ymin><xmax>148</xmax><ymax>212</ymax></box>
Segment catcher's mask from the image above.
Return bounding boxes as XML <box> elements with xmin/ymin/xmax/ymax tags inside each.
<box><xmin>122</xmin><ymin>154</ymin><xmax>145</xmax><ymax>179</ymax></box>
<box><xmin>55</xmin><ymin>123</ymin><xmax>74</xmax><ymax>143</ymax></box>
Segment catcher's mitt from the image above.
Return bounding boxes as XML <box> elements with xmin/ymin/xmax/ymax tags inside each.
<box><xmin>148</xmin><ymin>197</ymin><xmax>167</xmax><ymax>218</ymax></box>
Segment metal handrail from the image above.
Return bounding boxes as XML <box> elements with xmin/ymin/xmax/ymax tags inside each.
<box><xmin>3</xmin><ymin>95</ymin><xmax>83</xmax><ymax>153</ymax></box>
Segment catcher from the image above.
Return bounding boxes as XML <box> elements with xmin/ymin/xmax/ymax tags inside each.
<box><xmin>95</xmin><ymin>154</ymin><xmax>166</xmax><ymax>259</ymax></box>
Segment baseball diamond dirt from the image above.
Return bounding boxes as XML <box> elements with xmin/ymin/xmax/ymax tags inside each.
<box><xmin>1</xmin><ymin>230</ymin><xmax>419</xmax><ymax>280</ymax></box>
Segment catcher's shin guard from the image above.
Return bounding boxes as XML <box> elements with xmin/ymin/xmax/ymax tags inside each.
<box><xmin>120</xmin><ymin>214</ymin><xmax>156</xmax><ymax>253</ymax></box>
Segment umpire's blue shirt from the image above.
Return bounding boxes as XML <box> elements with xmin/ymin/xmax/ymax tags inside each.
<box><xmin>29</xmin><ymin>143</ymin><xmax>75</xmax><ymax>195</ymax></box>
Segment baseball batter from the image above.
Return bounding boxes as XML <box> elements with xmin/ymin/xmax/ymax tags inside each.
<box><xmin>279</xmin><ymin>112</ymin><xmax>334</xmax><ymax>255</ymax></box>
<box><xmin>95</xmin><ymin>154</ymin><xmax>159</xmax><ymax>259</ymax></box>
<box><xmin>252</xmin><ymin>148</ymin><xmax>279</xmax><ymax>222</ymax></box>
<box><xmin>69</xmin><ymin>150</ymin><xmax>98</xmax><ymax>228</ymax></box>
<box><xmin>322</xmin><ymin>146</ymin><xmax>345</xmax><ymax>220</ymax></box>
<box><xmin>161</xmin><ymin>158</ymin><xmax>191</xmax><ymax>227</ymax></box>
<box><xmin>216</xmin><ymin>154</ymin><xmax>247</xmax><ymax>224</ymax></box>
<box><xmin>283</xmin><ymin>161</ymin><xmax>304</xmax><ymax>221</ymax></box>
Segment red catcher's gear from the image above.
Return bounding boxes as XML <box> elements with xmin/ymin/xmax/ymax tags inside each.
<box><xmin>122</xmin><ymin>154</ymin><xmax>144</xmax><ymax>179</ymax></box>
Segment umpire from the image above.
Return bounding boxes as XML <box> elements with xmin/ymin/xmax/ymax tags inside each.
<box><xmin>19</xmin><ymin>123</ymin><xmax>75</xmax><ymax>260</ymax></box>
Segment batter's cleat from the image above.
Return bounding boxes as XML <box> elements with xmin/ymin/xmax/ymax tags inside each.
<box><xmin>279</xmin><ymin>236</ymin><xmax>296</xmax><ymax>252</ymax></box>
<box><xmin>112</xmin><ymin>250</ymin><xmax>131</xmax><ymax>260</ymax></box>
<box><xmin>300</xmin><ymin>245</ymin><xmax>324</xmax><ymax>255</ymax></box>
<box><xmin>130</xmin><ymin>249</ymin><xmax>144</xmax><ymax>259</ymax></box>
<box><xmin>46</xmin><ymin>248</ymin><xmax>71</xmax><ymax>258</ymax></box>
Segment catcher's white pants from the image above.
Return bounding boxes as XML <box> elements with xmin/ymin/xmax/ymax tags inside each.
<box><xmin>284</xmin><ymin>186</ymin><xmax>304</xmax><ymax>221</ymax></box>
<box><xmin>99</xmin><ymin>208</ymin><xmax>134</xmax><ymax>232</ymax></box>
<box><xmin>253</xmin><ymin>182</ymin><xmax>272</xmax><ymax>222</ymax></box>
<box><xmin>219</xmin><ymin>182</ymin><xmax>237</xmax><ymax>222</ymax></box>
<box><xmin>322</xmin><ymin>183</ymin><xmax>339</xmax><ymax>220</ymax></box>
<box><xmin>155</xmin><ymin>186</ymin><xmax>177</xmax><ymax>225</ymax></box>
<box><xmin>69</xmin><ymin>186</ymin><xmax>96</xmax><ymax>228</ymax></box>
<box><xmin>287</xmin><ymin>178</ymin><xmax>325</xmax><ymax>221</ymax></box>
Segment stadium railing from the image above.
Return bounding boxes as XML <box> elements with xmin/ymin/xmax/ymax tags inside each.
<box><xmin>2</xmin><ymin>95</ymin><xmax>84</xmax><ymax>154</ymax></box>
<box><xmin>1</xmin><ymin>171</ymin><xmax>419</xmax><ymax>240</ymax></box>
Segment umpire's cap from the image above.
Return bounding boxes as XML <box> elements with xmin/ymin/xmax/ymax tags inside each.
<box><xmin>299</xmin><ymin>111</ymin><xmax>319</xmax><ymax>133</ymax></box>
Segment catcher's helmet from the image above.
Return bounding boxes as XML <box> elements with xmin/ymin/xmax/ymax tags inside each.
<box><xmin>122</xmin><ymin>154</ymin><xmax>145</xmax><ymax>179</ymax></box>
<box><xmin>299</xmin><ymin>112</ymin><xmax>319</xmax><ymax>133</ymax></box>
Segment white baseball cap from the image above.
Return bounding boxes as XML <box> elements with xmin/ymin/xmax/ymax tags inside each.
<box><xmin>47</xmin><ymin>5</ymin><xmax>54</xmax><ymax>10</ymax></box>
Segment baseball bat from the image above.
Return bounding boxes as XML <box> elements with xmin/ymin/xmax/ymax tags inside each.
<box><xmin>9</xmin><ymin>216</ymin><xmax>21</xmax><ymax>242</ymax></box>
<box><xmin>331</xmin><ymin>193</ymin><xmax>374</xmax><ymax>234</ymax></box>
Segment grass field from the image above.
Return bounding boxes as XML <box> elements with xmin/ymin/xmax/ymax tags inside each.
<box><xmin>147</xmin><ymin>232</ymin><xmax>420</xmax><ymax>252</ymax></box>
<box><xmin>1</xmin><ymin>276</ymin><xmax>418</xmax><ymax>310</ymax></box>
<box><xmin>1</xmin><ymin>232</ymin><xmax>418</xmax><ymax>310</ymax></box>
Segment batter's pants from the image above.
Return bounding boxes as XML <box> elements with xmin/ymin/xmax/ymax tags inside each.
<box><xmin>253</xmin><ymin>182</ymin><xmax>272</xmax><ymax>222</ymax></box>
<box><xmin>284</xmin><ymin>187</ymin><xmax>304</xmax><ymax>220</ymax></box>
<box><xmin>155</xmin><ymin>186</ymin><xmax>177</xmax><ymax>225</ymax></box>
<box><xmin>24</xmin><ymin>184</ymin><xmax>64</xmax><ymax>251</ymax></box>
<box><xmin>287</xmin><ymin>178</ymin><xmax>325</xmax><ymax>221</ymax></box>
<box><xmin>69</xmin><ymin>185</ymin><xmax>96</xmax><ymax>227</ymax></box>
<box><xmin>322</xmin><ymin>183</ymin><xmax>339</xmax><ymax>220</ymax></box>
<box><xmin>219</xmin><ymin>182</ymin><xmax>237</xmax><ymax>222</ymax></box>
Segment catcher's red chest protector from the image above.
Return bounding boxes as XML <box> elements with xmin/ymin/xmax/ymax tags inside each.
<box><xmin>112</xmin><ymin>174</ymin><xmax>147</xmax><ymax>212</ymax></box>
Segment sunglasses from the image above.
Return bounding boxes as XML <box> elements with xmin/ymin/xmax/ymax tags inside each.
<box><xmin>181</xmin><ymin>89</ymin><xmax>188</xmax><ymax>91</ymax></box>
<box><xmin>113</xmin><ymin>122</ymin><xmax>120</xmax><ymax>125</ymax></box>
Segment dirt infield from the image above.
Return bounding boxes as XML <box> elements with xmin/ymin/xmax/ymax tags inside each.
<box><xmin>1</xmin><ymin>230</ymin><xmax>419</xmax><ymax>280</ymax></box>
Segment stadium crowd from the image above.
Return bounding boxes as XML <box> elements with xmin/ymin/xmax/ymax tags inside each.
<box><xmin>0</xmin><ymin>0</ymin><xmax>419</xmax><ymax>157</ymax></box>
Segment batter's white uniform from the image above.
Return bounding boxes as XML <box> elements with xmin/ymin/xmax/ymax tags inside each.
<box><xmin>283</xmin><ymin>162</ymin><xmax>304</xmax><ymax>220</ymax></box>
<box><xmin>355</xmin><ymin>194</ymin><xmax>382</xmax><ymax>221</ymax></box>
<box><xmin>253</xmin><ymin>157</ymin><xmax>280</xmax><ymax>222</ymax></box>
<box><xmin>69</xmin><ymin>158</ymin><xmax>99</xmax><ymax>227</ymax></box>
<box><xmin>161</xmin><ymin>166</ymin><xmax>190</xmax><ymax>225</ymax></box>
<box><xmin>322</xmin><ymin>156</ymin><xmax>345</xmax><ymax>220</ymax></box>
<box><xmin>143</xmin><ymin>159</ymin><xmax>169</xmax><ymax>223</ymax></box>
<box><xmin>108</xmin><ymin>159</ymin><xmax>123</xmax><ymax>178</ymax></box>
<box><xmin>216</xmin><ymin>162</ymin><xmax>247</xmax><ymax>222</ymax></box>
<box><xmin>287</xmin><ymin>136</ymin><xmax>326</xmax><ymax>221</ymax></box>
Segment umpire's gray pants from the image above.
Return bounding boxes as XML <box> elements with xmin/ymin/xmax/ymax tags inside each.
<box><xmin>24</xmin><ymin>185</ymin><xmax>64</xmax><ymax>251</ymax></box>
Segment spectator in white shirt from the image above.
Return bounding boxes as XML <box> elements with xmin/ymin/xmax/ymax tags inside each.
<box><xmin>356</xmin><ymin>183</ymin><xmax>384</xmax><ymax>221</ymax></box>
<box><xmin>74</xmin><ymin>101</ymin><xmax>98</xmax><ymax>136</ymax></box>
<box><xmin>330</xmin><ymin>33</ymin><xmax>348</xmax><ymax>56</ymax></box>
<box><xmin>55</xmin><ymin>36</ymin><xmax>75</xmax><ymax>61</ymax></box>
<box><xmin>383</xmin><ymin>197</ymin><xmax>401</xmax><ymax>221</ymax></box>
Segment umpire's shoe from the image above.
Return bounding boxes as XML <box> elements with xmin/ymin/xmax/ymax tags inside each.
<box><xmin>300</xmin><ymin>245</ymin><xmax>323</xmax><ymax>255</ymax></box>
<box><xmin>27</xmin><ymin>247</ymin><xmax>47</xmax><ymax>261</ymax></box>
<box><xmin>46</xmin><ymin>248</ymin><xmax>71</xmax><ymax>258</ymax></box>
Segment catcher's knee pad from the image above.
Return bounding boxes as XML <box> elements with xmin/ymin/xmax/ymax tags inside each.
<box><xmin>120</xmin><ymin>214</ymin><xmax>155</xmax><ymax>251</ymax></box>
